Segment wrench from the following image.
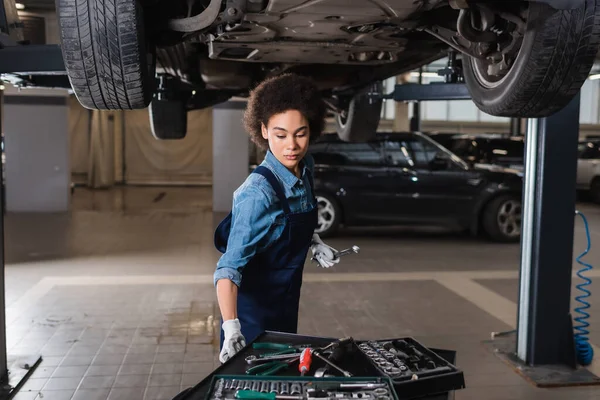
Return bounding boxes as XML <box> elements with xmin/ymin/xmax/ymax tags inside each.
<box><xmin>245</xmin><ymin>354</ymin><xmax>300</xmax><ymax>365</ymax></box>
<box><xmin>335</xmin><ymin>246</ymin><xmax>360</xmax><ymax>258</ymax></box>
<box><xmin>312</xmin><ymin>350</ymin><xmax>353</xmax><ymax>377</ymax></box>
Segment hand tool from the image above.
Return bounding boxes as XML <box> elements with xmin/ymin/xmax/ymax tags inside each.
<box><xmin>280</xmin><ymin>382</ymin><xmax>289</xmax><ymax>395</ymax></box>
<box><xmin>253</xmin><ymin>343</ymin><xmax>311</xmax><ymax>351</ymax></box>
<box><xmin>269</xmin><ymin>382</ymin><xmax>278</xmax><ymax>393</ymax></box>
<box><xmin>244</xmin><ymin>381</ymin><xmax>252</xmax><ymax>390</ymax></box>
<box><xmin>245</xmin><ymin>357</ymin><xmax>300</xmax><ymax>376</ymax></box>
<box><xmin>290</xmin><ymin>383</ymin><xmax>302</xmax><ymax>395</ymax></box>
<box><xmin>260</xmin><ymin>382</ymin><xmax>269</xmax><ymax>393</ymax></box>
<box><xmin>312</xmin><ymin>349</ymin><xmax>353</xmax><ymax>377</ymax></box>
<box><xmin>318</xmin><ymin>337</ymin><xmax>354</xmax><ymax>353</ymax></box>
<box><xmin>299</xmin><ymin>348</ymin><xmax>312</xmax><ymax>376</ymax></box>
<box><xmin>245</xmin><ymin>354</ymin><xmax>302</xmax><ymax>365</ymax></box>
<box><xmin>253</xmin><ymin>342</ymin><xmax>311</xmax><ymax>356</ymax></box>
<box><xmin>252</xmin><ymin>381</ymin><xmax>260</xmax><ymax>392</ymax></box>
<box><xmin>235</xmin><ymin>390</ymin><xmax>303</xmax><ymax>400</ymax></box>
<box><xmin>335</xmin><ymin>246</ymin><xmax>360</xmax><ymax>258</ymax></box>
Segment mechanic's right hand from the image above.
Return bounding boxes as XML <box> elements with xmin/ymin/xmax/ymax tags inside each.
<box><xmin>220</xmin><ymin>318</ymin><xmax>246</xmax><ymax>363</ymax></box>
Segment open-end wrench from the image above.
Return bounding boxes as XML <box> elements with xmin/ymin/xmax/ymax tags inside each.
<box><xmin>312</xmin><ymin>349</ymin><xmax>353</xmax><ymax>377</ymax></box>
<box><xmin>335</xmin><ymin>246</ymin><xmax>360</xmax><ymax>258</ymax></box>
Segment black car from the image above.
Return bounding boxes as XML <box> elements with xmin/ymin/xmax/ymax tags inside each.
<box><xmin>427</xmin><ymin>133</ymin><xmax>525</xmax><ymax>171</ymax></box>
<box><xmin>309</xmin><ymin>132</ymin><xmax>523</xmax><ymax>242</ymax></box>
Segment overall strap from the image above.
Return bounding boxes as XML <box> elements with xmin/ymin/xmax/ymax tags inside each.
<box><xmin>253</xmin><ymin>166</ymin><xmax>291</xmax><ymax>215</ymax></box>
<box><xmin>306</xmin><ymin>169</ymin><xmax>316</xmax><ymax>202</ymax></box>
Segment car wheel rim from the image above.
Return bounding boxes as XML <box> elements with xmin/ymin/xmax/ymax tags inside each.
<box><xmin>497</xmin><ymin>199</ymin><xmax>522</xmax><ymax>238</ymax></box>
<box><xmin>316</xmin><ymin>196</ymin><xmax>335</xmax><ymax>234</ymax></box>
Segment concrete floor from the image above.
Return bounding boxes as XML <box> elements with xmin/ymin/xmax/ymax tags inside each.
<box><xmin>5</xmin><ymin>186</ymin><xmax>600</xmax><ymax>400</ymax></box>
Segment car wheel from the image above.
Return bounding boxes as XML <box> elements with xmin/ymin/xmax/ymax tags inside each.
<box><xmin>57</xmin><ymin>0</ymin><xmax>156</xmax><ymax>110</ymax></box>
<box><xmin>315</xmin><ymin>194</ymin><xmax>341</xmax><ymax>238</ymax></box>
<box><xmin>334</xmin><ymin>81</ymin><xmax>383</xmax><ymax>142</ymax></box>
<box><xmin>463</xmin><ymin>0</ymin><xmax>600</xmax><ymax>118</ymax></box>
<box><xmin>150</xmin><ymin>99</ymin><xmax>187</xmax><ymax>140</ymax></box>
<box><xmin>590</xmin><ymin>178</ymin><xmax>600</xmax><ymax>204</ymax></box>
<box><xmin>482</xmin><ymin>195</ymin><xmax>522</xmax><ymax>242</ymax></box>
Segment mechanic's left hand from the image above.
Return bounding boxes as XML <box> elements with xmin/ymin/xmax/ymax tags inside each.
<box><xmin>310</xmin><ymin>234</ymin><xmax>340</xmax><ymax>268</ymax></box>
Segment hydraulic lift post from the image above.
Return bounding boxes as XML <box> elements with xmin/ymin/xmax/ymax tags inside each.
<box><xmin>517</xmin><ymin>93</ymin><xmax>581</xmax><ymax>367</ymax></box>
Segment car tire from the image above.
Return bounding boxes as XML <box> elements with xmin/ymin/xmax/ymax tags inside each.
<box><xmin>315</xmin><ymin>193</ymin><xmax>342</xmax><ymax>238</ymax></box>
<box><xmin>335</xmin><ymin>81</ymin><xmax>383</xmax><ymax>142</ymax></box>
<box><xmin>149</xmin><ymin>99</ymin><xmax>187</xmax><ymax>140</ymax></box>
<box><xmin>482</xmin><ymin>195</ymin><xmax>522</xmax><ymax>242</ymax></box>
<box><xmin>463</xmin><ymin>0</ymin><xmax>600</xmax><ymax>118</ymax></box>
<box><xmin>590</xmin><ymin>178</ymin><xmax>600</xmax><ymax>204</ymax></box>
<box><xmin>57</xmin><ymin>0</ymin><xmax>156</xmax><ymax>110</ymax></box>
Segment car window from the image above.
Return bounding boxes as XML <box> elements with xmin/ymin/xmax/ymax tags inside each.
<box><xmin>579</xmin><ymin>142</ymin><xmax>600</xmax><ymax>159</ymax></box>
<box><xmin>383</xmin><ymin>140</ymin><xmax>414</xmax><ymax>168</ymax></box>
<box><xmin>409</xmin><ymin>138</ymin><xmax>443</xmax><ymax>168</ymax></box>
<box><xmin>448</xmin><ymin>139</ymin><xmax>481</xmax><ymax>162</ymax></box>
<box><xmin>325</xmin><ymin>142</ymin><xmax>383</xmax><ymax>166</ymax></box>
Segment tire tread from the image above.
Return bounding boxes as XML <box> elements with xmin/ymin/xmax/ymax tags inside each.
<box><xmin>57</xmin><ymin>0</ymin><xmax>153</xmax><ymax>110</ymax></box>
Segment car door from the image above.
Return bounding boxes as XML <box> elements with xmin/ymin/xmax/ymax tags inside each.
<box><xmin>577</xmin><ymin>142</ymin><xmax>600</xmax><ymax>189</ymax></box>
<box><xmin>321</xmin><ymin>141</ymin><xmax>390</xmax><ymax>223</ymax></box>
<box><xmin>406</xmin><ymin>135</ymin><xmax>480</xmax><ymax>223</ymax></box>
<box><xmin>380</xmin><ymin>137</ymin><xmax>423</xmax><ymax>222</ymax></box>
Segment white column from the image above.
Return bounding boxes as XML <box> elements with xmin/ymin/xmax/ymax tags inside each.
<box><xmin>212</xmin><ymin>101</ymin><xmax>249</xmax><ymax>213</ymax></box>
<box><xmin>3</xmin><ymin>94</ymin><xmax>71</xmax><ymax>212</ymax></box>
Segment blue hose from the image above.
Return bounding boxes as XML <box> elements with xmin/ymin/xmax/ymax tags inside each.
<box><xmin>574</xmin><ymin>210</ymin><xmax>594</xmax><ymax>366</ymax></box>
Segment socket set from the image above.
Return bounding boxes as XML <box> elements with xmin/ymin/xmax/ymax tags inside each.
<box><xmin>206</xmin><ymin>376</ymin><xmax>398</xmax><ymax>400</ymax></box>
<box><xmin>356</xmin><ymin>339</ymin><xmax>457</xmax><ymax>382</ymax></box>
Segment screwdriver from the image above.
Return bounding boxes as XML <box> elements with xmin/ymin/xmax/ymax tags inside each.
<box><xmin>299</xmin><ymin>347</ymin><xmax>312</xmax><ymax>376</ymax></box>
<box><xmin>235</xmin><ymin>390</ymin><xmax>302</xmax><ymax>400</ymax></box>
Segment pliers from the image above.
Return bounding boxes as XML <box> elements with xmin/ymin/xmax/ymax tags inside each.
<box><xmin>252</xmin><ymin>342</ymin><xmax>311</xmax><ymax>356</ymax></box>
<box><xmin>245</xmin><ymin>356</ymin><xmax>300</xmax><ymax>376</ymax></box>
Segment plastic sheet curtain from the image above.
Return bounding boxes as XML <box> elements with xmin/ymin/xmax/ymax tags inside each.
<box><xmin>68</xmin><ymin>96</ymin><xmax>213</xmax><ymax>187</ymax></box>
<box><xmin>68</xmin><ymin>96</ymin><xmax>91</xmax><ymax>185</ymax></box>
<box><xmin>122</xmin><ymin>108</ymin><xmax>212</xmax><ymax>185</ymax></box>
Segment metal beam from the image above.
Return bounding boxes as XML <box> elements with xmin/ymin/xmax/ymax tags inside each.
<box><xmin>517</xmin><ymin>92</ymin><xmax>580</xmax><ymax>367</ymax></box>
<box><xmin>0</xmin><ymin>45</ymin><xmax>65</xmax><ymax>73</ymax></box>
<box><xmin>387</xmin><ymin>83</ymin><xmax>471</xmax><ymax>102</ymax></box>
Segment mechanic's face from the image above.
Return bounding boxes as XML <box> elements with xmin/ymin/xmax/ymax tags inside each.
<box><xmin>262</xmin><ymin>110</ymin><xmax>310</xmax><ymax>176</ymax></box>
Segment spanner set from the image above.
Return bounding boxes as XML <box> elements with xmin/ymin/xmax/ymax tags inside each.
<box><xmin>207</xmin><ymin>377</ymin><xmax>396</xmax><ymax>400</ymax></box>
<box><xmin>357</xmin><ymin>339</ymin><xmax>455</xmax><ymax>381</ymax></box>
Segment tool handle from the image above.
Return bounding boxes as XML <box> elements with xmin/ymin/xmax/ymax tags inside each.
<box><xmin>235</xmin><ymin>390</ymin><xmax>276</xmax><ymax>400</ymax></box>
<box><xmin>252</xmin><ymin>343</ymin><xmax>291</xmax><ymax>350</ymax></box>
<box><xmin>299</xmin><ymin>348</ymin><xmax>312</xmax><ymax>374</ymax></box>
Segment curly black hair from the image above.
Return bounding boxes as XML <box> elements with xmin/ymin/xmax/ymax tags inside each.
<box><xmin>243</xmin><ymin>73</ymin><xmax>327</xmax><ymax>151</ymax></box>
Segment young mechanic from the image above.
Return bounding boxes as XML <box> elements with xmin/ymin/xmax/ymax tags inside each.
<box><xmin>213</xmin><ymin>73</ymin><xmax>341</xmax><ymax>363</ymax></box>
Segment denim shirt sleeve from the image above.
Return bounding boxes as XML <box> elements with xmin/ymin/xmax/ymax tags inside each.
<box><xmin>214</xmin><ymin>180</ymin><xmax>276</xmax><ymax>287</ymax></box>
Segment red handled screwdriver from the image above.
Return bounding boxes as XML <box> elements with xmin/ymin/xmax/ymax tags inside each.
<box><xmin>299</xmin><ymin>348</ymin><xmax>312</xmax><ymax>376</ymax></box>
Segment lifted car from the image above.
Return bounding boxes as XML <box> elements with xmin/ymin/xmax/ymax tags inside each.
<box><xmin>22</xmin><ymin>0</ymin><xmax>600</xmax><ymax>140</ymax></box>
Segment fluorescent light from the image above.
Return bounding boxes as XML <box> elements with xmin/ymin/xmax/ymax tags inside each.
<box><xmin>589</xmin><ymin>74</ymin><xmax>600</xmax><ymax>80</ymax></box>
<box><xmin>15</xmin><ymin>3</ymin><xmax>25</xmax><ymax>10</ymax></box>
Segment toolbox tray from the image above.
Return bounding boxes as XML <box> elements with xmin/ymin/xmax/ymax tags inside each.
<box><xmin>173</xmin><ymin>332</ymin><xmax>462</xmax><ymax>400</ymax></box>
<box><xmin>354</xmin><ymin>338</ymin><xmax>465</xmax><ymax>399</ymax></box>
<box><xmin>204</xmin><ymin>375</ymin><xmax>399</xmax><ymax>400</ymax></box>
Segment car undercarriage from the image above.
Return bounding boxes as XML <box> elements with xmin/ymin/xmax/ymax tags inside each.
<box><xmin>4</xmin><ymin>0</ymin><xmax>599</xmax><ymax>141</ymax></box>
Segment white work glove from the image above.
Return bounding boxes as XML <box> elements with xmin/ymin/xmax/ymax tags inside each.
<box><xmin>310</xmin><ymin>234</ymin><xmax>340</xmax><ymax>268</ymax></box>
<box><xmin>220</xmin><ymin>319</ymin><xmax>246</xmax><ymax>363</ymax></box>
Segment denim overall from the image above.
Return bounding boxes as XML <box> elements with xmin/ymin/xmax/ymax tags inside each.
<box><xmin>214</xmin><ymin>165</ymin><xmax>318</xmax><ymax>346</ymax></box>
